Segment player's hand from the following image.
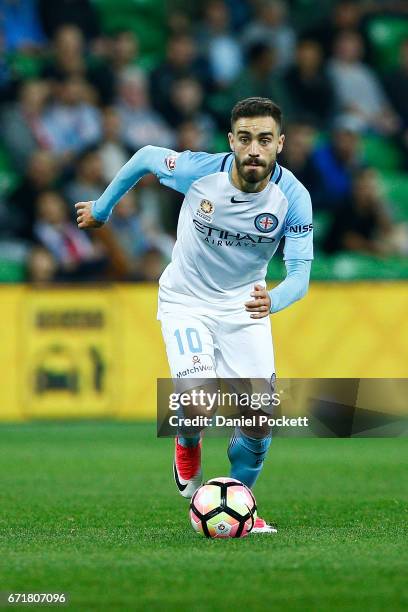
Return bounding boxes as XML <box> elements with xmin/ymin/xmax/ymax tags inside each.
<box><xmin>244</xmin><ymin>284</ymin><xmax>271</xmax><ymax>319</ymax></box>
<box><xmin>75</xmin><ymin>201</ymin><xmax>104</xmax><ymax>229</ymax></box>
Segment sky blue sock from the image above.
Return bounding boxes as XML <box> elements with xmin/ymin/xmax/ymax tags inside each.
<box><xmin>228</xmin><ymin>429</ymin><xmax>271</xmax><ymax>489</ymax></box>
<box><xmin>178</xmin><ymin>434</ymin><xmax>200</xmax><ymax>448</ymax></box>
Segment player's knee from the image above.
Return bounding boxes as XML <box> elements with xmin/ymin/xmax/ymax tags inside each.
<box><xmin>240</xmin><ymin>409</ymin><xmax>272</xmax><ymax>438</ymax></box>
<box><xmin>178</xmin><ymin>388</ymin><xmax>216</xmax><ymax>419</ymax></box>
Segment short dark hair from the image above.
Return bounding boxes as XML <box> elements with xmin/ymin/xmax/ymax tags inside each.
<box><xmin>231</xmin><ymin>97</ymin><xmax>282</xmax><ymax>132</ymax></box>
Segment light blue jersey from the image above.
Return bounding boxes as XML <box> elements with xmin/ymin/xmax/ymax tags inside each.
<box><xmin>92</xmin><ymin>146</ymin><xmax>313</xmax><ymax>313</ymax></box>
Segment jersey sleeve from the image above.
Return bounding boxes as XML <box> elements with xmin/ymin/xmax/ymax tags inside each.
<box><xmin>158</xmin><ymin>149</ymin><xmax>230</xmax><ymax>194</ymax></box>
<box><xmin>268</xmin><ymin>259</ymin><xmax>311</xmax><ymax>313</ymax></box>
<box><xmin>91</xmin><ymin>145</ymin><xmax>228</xmax><ymax>223</ymax></box>
<box><xmin>282</xmin><ymin>182</ymin><xmax>314</xmax><ymax>261</ymax></box>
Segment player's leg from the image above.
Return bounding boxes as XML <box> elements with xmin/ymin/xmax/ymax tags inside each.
<box><xmin>216</xmin><ymin>314</ymin><xmax>277</xmax><ymax>533</ymax></box>
<box><xmin>227</xmin><ymin>424</ymin><xmax>272</xmax><ymax>489</ymax></box>
<box><xmin>160</xmin><ymin>310</ymin><xmax>217</xmax><ymax>498</ymax></box>
<box><xmin>216</xmin><ymin>313</ymin><xmax>275</xmax><ymax>490</ymax></box>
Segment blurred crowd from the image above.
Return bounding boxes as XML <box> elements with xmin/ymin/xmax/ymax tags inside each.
<box><xmin>0</xmin><ymin>0</ymin><xmax>407</xmax><ymax>283</ymax></box>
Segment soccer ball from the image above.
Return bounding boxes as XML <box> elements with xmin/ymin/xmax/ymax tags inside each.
<box><xmin>189</xmin><ymin>477</ymin><xmax>257</xmax><ymax>538</ymax></box>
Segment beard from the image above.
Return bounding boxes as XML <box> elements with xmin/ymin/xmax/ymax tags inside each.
<box><xmin>235</xmin><ymin>155</ymin><xmax>276</xmax><ymax>184</ymax></box>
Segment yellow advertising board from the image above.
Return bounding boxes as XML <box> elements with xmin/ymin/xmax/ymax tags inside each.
<box><xmin>19</xmin><ymin>289</ymin><xmax>117</xmax><ymax>419</ymax></box>
<box><xmin>0</xmin><ymin>282</ymin><xmax>407</xmax><ymax>421</ymax></box>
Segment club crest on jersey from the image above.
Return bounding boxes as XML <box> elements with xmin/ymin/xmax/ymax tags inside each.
<box><xmin>200</xmin><ymin>199</ymin><xmax>214</xmax><ymax>214</ymax></box>
<box><xmin>254</xmin><ymin>213</ymin><xmax>279</xmax><ymax>233</ymax></box>
<box><xmin>196</xmin><ymin>199</ymin><xmax>215</xmax><ymax>222</ymax></box>
<box><xmin>165</xmin><ymin>153</ymin><xmax>179</xmax><ymax>171</ymax></box>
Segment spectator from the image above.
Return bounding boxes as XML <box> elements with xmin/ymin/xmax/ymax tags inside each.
<box><xmin>0</xmin><ymin>193</ymin><xmax>11</xmax><ymax>239</ymax></box>
<box><xmin>1</xmin><ymin>0</ymin><xmax>46</xmax><ymax>53</ymax></box>
<box><xmin>38</xmin><ymin>0</ymin><xmax>101</xmax><ymax>43</ymax></box>
<box><xmin>197</xmin><ymin>0</ymin><xmax>243</xmax><ymax>87</ymax></box>
<box><xmin>312</xmin><ymin>115</ymin><xmax>364</xmax><ymax>209</ymax></box>
<box><xmin>33</xmin><ymin>190</ymin><xmax>107</xmax><ymax>280</ymax></box>
<box><xmin>41</xmin><ymin>25</ymin><xmax>115</xmax><ymax>105</ymax></box>
<box><xmin>8</xmin><ymin>150</ymin><xmax>59</xmax><ymax>240</ymax></box>
<box><xmin>169</xmin><ymin>78</ymin><xmax>216</xmax><ymax>150</ymax></box>
<box><xmin>324</xmin><ymin>167</ymin><xmax>404</xmax><ymax>255</ymax></box>
<box><xmin>116</xmin><ymin>69</ymin><xmax>174</xmax><ymax>152</ymax></box>
<box><xmin>241</xmin><ymin>0</ymin><xmax>296</xmax><ymax>71</ymax></box>
<box><xmin>104</xmin><ymin>193</ymin><xmax>170</xmax><ymax>280</ymax></box>
<box><xmin>110</xmin><ymin>30</ymin><xmax>140</xmax><ymax>77</ymax></box>
<box><xmin>224</xmin><ymin>0</ymin><xmax>253</xmax><ymax>32</ymax></box>
<box><xmin>42</xmin><ymin>75</ymin><xmax>102</xmax><ymax>162</ymax></box>
<box><xmin>27</xmin><ymin>245</ymin><xmax>58</xmax><ymax>284</ymax></box>
<box><xmin>64</xmin><ymin>147</ymin><xmax>106</xmax><ymax>206</ymax></box>
<box><xmin>384</xmin><ymin>39</ymin><xmax>408</xmax><ymax>128</ymax></box>
<box><xmin>98</xmin><ymin>107</ymin><xmax>131</xmax><ymax>183</ymax></box>
<box><xmin>280</xmin><ymin>122</ymin><xmax>323</xmax><ymax>206</ymax></box>
<box><xmin>167</xmin><ymin>11</ymin><xmax>193</xmax><ymax>37</ymax></box>
<box><xmin>149</xmin><ymin>34</ymin><xmax>212</xmax><ymax>122</ymax></box>
<box><xmin>224</xmin><ymin>42</ymin><xmax>293</xmax><ymax>125</ymax></box>
<box><xmin>41</xmin><ymin>25</ymin><xmax>84</xmax><ymax>82</ymax></box>
<box><xmin>384</xmin><ymin>39</ymin><xmax>408</xmax><ymax>163</ymax></box>
<box><xmin>304</xmin><ymin>0</ymin><xmax>363</xmax><ymax>57</ymax></box>
<box><xmin>177</xmin><ymin>120</ymin><xmax>208</xmax><ymax>152</ymax></box>
<box><xmin>284</xmin><ymin>39</ymin><xmax>335</xmax><ymax>127</ymax></box>
<box><xmin>0</xmin><ymin>32</ymin><xmax>18</xmax><ymax>103</ymax></box>
<box><xmin>140</xmin><ymin>248</ymin><xmax>167</xmax><ymax>281</ymax></box>
<box><xmin>0</xmin><ymin>79</ymin><xmax>50</xmax><ymax>171</ymax></box>
<box><xmin>136</xmin><ymin>171</ymin><xmax>181</xmax><ymax>239</ymax></box>
<box><xmin>328</xmin><ymin>30</ymin><xmax>399</xmax><ymax>135</ymax></box>
<box><xmin>111</xmin><ymin>194</ymin><xmax>152</xmax><ymax>257</ymax></box>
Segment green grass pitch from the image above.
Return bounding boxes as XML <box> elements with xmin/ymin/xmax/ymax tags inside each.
<box><xmin>0</xmin><ymin>422</ymin><xmax>407</xmax><ymax>611</ymax></box>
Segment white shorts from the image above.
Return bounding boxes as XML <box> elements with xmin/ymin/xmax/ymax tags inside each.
<box><xmin>158</xmin><ymin>304</ymin><xmax>275</xmax><ymax>382</ymax></box>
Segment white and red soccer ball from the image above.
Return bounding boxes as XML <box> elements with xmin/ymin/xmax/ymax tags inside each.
<box><xmin>190</xmin><ymin>477</ymin><xmax>257</xmax><ymax>538</ymax></box>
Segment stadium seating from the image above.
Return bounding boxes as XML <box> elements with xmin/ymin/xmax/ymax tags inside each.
<box><xmin>267</xmin><ymin>251</ymin><xmax>408</xmax><ymax>282</ymax></box>
<box><xmin>7</xmin><ymin>52</ymin><xmax>44</xmax><ymax>80</ymax></box>
<box><xmin>362</xmin><ymin>134</ymin><xmax>404</xmax><ymax>171</ymax></box>
<box><xmin>366</xmin><ymin>16</ymin><xmax>408</xmax><ymax>71</ymax></box>
<box><xmin>313</xmin><ymin>210</ymin><xmax>332</xmax><ymax>247</ymax></box>
<box><xmin>0</xmin><ymin>259</ymin><xmax>26</xmax><ymax>282</ymax></box>
<box><xmin>379</xmin><ymin>172</ymin><xmax>408</xmax><ymax>223</ymax></box>
<box><xmin>94</xmin><ymin>0</ymin><xmax>167</xmax><ymax>68</ymax></box>
<box><xmin>0</xmin><ymin>147</ymin><xmax>24</xmax><ymax>282</ymax></box>
<box><xmin>0</xmin><ymin>1</ymin><xmax>407</xmax><ymax>283</ymax></box>
<box><xmin>0</xmin><ymin>146</ymin><xmax>19</xmax><ymax>198</ymax></box>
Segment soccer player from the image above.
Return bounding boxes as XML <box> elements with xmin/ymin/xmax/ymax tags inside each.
<box><xmin>75</xmin><ymin>97</ymin><xmax>313</xmax><ymax>534</ymax></box>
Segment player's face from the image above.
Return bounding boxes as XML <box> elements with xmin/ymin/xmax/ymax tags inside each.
<box><xmin>229</xmin><ymin>117</ymin><xmax>285</xmax><ymax>185</ymax></box>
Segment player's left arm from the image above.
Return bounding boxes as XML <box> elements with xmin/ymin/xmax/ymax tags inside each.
<box><xmin>245</xmin><ymin>183</ymin><xmax>313</xmax><ymax>318</ymax></box>
<box><xmin>245</xmin><ymin>259</ymin><xmax>311</xmax><ymax>318</ymax></box>
<box><xmin>271</xmin><ymin>184</ymin><xmax>313</xmax><ymax>313</ymax></box>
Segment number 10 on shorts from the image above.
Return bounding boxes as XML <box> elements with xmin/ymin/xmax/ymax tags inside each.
<box><xmin>174</xmin><ymin>328</ymin><xmax>202</xmax><ymax>355</ymax></box>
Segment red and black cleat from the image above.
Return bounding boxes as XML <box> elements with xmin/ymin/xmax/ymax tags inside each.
<box><xmin>173</xmin><ymin>437</ymin><xmax>203</xmax><ymax>499</ymax></box>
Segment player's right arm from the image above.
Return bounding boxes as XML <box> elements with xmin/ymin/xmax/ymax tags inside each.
<box><xmin>75</xmin><ymin>201</ymin><xmax>104</xmax><ymax>229</ymax></box>
<box><xmin>75</xmin><ymin>146</ymin><xmax>177</xmax><ymax>229</ymax></box>
<box><xmin>75</xmin><ymin>145</ymin><xmax>228</xmax><ymax>229</ymax></box>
